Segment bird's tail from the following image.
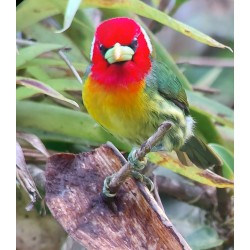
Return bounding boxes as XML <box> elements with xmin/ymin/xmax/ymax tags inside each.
<box><xmin>176</xmin><ymin>136</ymin><xmax>222</xmax><ymax>169</ymax></box>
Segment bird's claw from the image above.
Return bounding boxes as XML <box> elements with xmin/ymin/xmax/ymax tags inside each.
<box><xmin>131</xmin><ymin>170</ymin><xmax>154</xmax><ymax>192</ymax></box>
<box><xmin>128</xmin><ymin>147</ymin><xmax>147</xmax><ymax>171</ymax></box>
<box><xmin>102</xmin><ymin>148</ymin><xmax>152</xmax><ymax>197</ymax></box>
<box><xmin>102</xmin><ymin>175</ymin><xmax>117</xmax><ymax>198</ymax></box>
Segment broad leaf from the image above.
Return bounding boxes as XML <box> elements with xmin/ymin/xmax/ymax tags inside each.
<box><xmin>79</xmin><ymin>0</ymin><xmax>232</xmax><ymax>50</ymax></box>
<box><xmin>22</xmin><ymin>22</ymin><xmax>87</xmax><ymax>62</ymax></box>
<box><xmin>26</xmin><ymin>66</ymin><xmax>50</xmax><ymax>81</ymax></box>
<box><xmin>187</xmin><ymin>90</ymin><xmax>234</xmax><ymax>127</ymax></box>
<box><xmin>18</xmin><ymin>0</ymin><xmax>232</xmax><ymax>51</ymax></box>
<box><xmin>190</xmin><ymin>108</ymin><xmax>224</xmax><ymax>144</ymax></box>
<box><xmin>147</xmin><ymin>152</ymin><xmax>233</xmax><ymax>188</ymax></box>
<box><xmin>54</xmin><ymin>0</ymin><xmax>82</xmax><ymax>33</ymax></box>
<box><xmin>194</xmin><ymin>68</ymin><xmax>223</xmax><ymax>87</ymax></box>
<box><xmin>216</xmin><ymin>126</ymin><xmax>234</xmax><ymax>152</ymax></box>
<box><xmin>16</xmin><ymin>101</ymin><xmax>131</xmax><ymax>151</ymax></box>
<box><xmin>16</xmin><ymin>0</ymin><xmax>59</xmax><ymax>31</ymax></box>
<box><xmin>16</xmin><ymin>43</ymin><xmax>65</xmax><ymax>69</ymax></box>
<box><xmin>209</xmin><ymin>143</ymin><xmax>234</xmax><ymax>180</ymax></box>
<box><xmin>16</xmin><ymin>87</ymin><xmax>40</xmax><ymax>101</ymax></box>
<box><xmin>16</xmin><ymin>78</ymin><xmax>81</xmax><ymax>101</ymax></box>
<box><xmin>27</xmin><ymin>58</ymin><xmax>85</xmax><ymax>70</ymax></box>
<box><xmin>16</xmin><ymin>77</ymin><xmax>79</xmax><ymax>108</ymax></box>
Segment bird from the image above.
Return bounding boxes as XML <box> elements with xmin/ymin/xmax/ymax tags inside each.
<box><xmin>82</xmin><ymin>17</ymin><xmax>222</xmax><ymax>193</ymax></box>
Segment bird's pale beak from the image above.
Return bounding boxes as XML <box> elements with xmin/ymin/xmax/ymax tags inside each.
<box><xmin>105</xmin><ymin>43</ymin><xmax>135</xmax><ymax>64</ymax></box>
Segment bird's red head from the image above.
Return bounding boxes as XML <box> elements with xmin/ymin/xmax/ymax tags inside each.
<box><xmin>90</xmin><ymin>17</ymin><xmax>153</xmax><ymax>88</ymax></box>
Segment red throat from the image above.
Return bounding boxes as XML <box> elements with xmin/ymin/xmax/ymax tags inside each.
<box><xmin>90</xmin><ymin>18</ymin><xmax>152</xmax><ymax>89</ymax></box>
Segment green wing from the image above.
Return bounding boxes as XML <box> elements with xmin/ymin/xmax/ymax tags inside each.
<box><xmin>146</xmin><ymin>61</ymin><xmax>222</xmax><ymax>168</ymax></box>
<box><xmin>146</xmin><ymin>60</ymin><xmax>189</xmax><ymax>114</ymax></box>
<box><xmin>178</xmin><ymin>136</ymin><xmax>223</xmax><ymax>168</ymax></box>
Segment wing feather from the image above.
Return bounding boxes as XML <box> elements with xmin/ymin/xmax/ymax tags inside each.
<box><xmin>146</xmin><ymin>60</ymin><xmax>189</xmax><ymax>114</ymax></box>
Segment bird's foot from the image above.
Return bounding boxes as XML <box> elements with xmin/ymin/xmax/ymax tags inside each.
<box><xmin>128</xmin><ymin>148</ymin><xmax>153</xmax><ymax>191</ymax></box>
<box><xmin>128</xmin><ymin>147</ymin><xmax>147</xmax><ymax>171</ymax></box>
<box><xmin>102</xmin><ymin>175</ymin><xmax>116</xmax><ymax>198</ymax></box>
<box><xmin>102</xmin><ymin>148</ymin><xmax>152</xmax><ymax>198</ymax></box>
<box><xmin>131</xmin><ymin>170</ymin><xmax>154</xmax><ymax>192</ymax></box>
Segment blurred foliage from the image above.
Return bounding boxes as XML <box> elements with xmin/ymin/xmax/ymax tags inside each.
<box><xmin>161</xmin><ymin>196</ymin><xmax>223</xmax><ymax>249</ymax></box>
<box><xmin>16</xmin><ymin>0</ymin><xmax>234</xmax><ymax>249</ymax></box>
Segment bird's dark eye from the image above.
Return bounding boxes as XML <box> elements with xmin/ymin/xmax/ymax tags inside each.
<box><xmin>129</xmin><ymin>38</ymin><xmax>138</xmax><ymax>51</ymax></box>
<box><xmin>99</xmin><ymin>44</ymin><xmax>108</xmax><ymax>55</ymax></box>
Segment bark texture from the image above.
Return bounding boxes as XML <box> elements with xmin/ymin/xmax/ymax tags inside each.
<box><xmin>45</xmin><ymin>145</ymin><xmax>190</xmax><ymax>250</ymax></box>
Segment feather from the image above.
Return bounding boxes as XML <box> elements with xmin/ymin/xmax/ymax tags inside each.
<box><xmin>146</xmin><ymin>60</ymin><xmax>189</xmax><ymax>114</ymax></box>
<box><xmin>179</xmin><ymin>136</ymin><xmax>222</xmax><ymax>168</ymax></box>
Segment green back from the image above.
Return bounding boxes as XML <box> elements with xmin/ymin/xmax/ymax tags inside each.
<box><xmin>146</xmin><ymin>60</ymin><xmax>189</xmax><ymax>114</ymax></box>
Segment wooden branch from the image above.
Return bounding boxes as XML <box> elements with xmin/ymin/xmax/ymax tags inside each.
<box><xmin>107</xmin><ymin>121</ymin><xmax>172</xmax><ymax>195</ymax></box>
<box><xmin>176</xmin><ymin>57</ymin><xmax>234</xmax><ymax>68</ymax></box>
<box><xmin>45</xmin><ymin>145</ymin><xmax>191</xmax><ymax>249</ymax></box>
<box><xmin>16</xmin><ymin>38</ymin><xmax>37</xmax><ymax>46</ymax></box>
<box><xmin>58</xmin><ymin>49</ymin><xmax>83</xmax><ymax>84</ymax></box>
<box><xmin>156</xmin><ymin>175</ymin><xmax>217</xmax><ymax>211</ymax></box>
<box><xmin>193</xmin><ymin>86</ymin><xmax>220</xmax><ymax>95</ymax></box>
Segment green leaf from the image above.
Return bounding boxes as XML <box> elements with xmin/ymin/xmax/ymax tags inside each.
<box><xmin>28</xmin><ymin>58</ymin><xmax>86</xmax><ymax>70</ymax></box>
<box><xmin>184</xmin><ymin>66</ymin><xmax>234</xmax><ymax>107</ymax></box>
<box><xmin>26</xmin><ymin>66</ymin><xmax>50</xmax><ymax>81</ymax></box>
<box><xmin>216</xmin><ymin>126</ymin><xmax>234</xmax><ymax>151</ymax></box>
<box><xmin>17</xmin><ymin>0</ymin><xmax>232</xmax><ymax>50</ymax></box>
<box><xmin>187</xmin><ymin>90</ymin><xmax>234</xmax><ymax>127</ymax></box>
<box><xmin>54</xmin><ymin>0</ymin><xmax>82</xmax><ymax>33</ymax></box>
<box><xmin>23</xmin><ymin>0</ymin><xmax>232</xmax><ymax>51</ymax></box>
<box><xmin>147</xmin><ymin>152</ymin><xmax>233</xmax><ymax>188</ymax></box>
<box><xmin>16</xmin><ymin>43</ymin><xmax>65</xmax><ymax>69</ymax></box>
<box><xmin>22</xmin><ymin>22</ymin><xmax>86</xmax><ymax>62</ymax></box>
<box><xmin>16</xmin><ymin>77</ymin><xmax>79</xmax><ymax>108</ymax></box>
<box><xmin>16</xmin><ymin>101</ymin><xmax>131</xmax><ymax>152</ymax></box>
<box><xmin>194</xmin><ymin>67</ymin><xmax>223</xmax><ymax>87</ymax></box>
<box><xmin>80</xmin><ymin>0</ymin><xmax>232</xmax><ymax>51</ymax></box>
<box><xmin>209</xmin><ymin>143</ymin><xmax>234</xmax><ymax>180</ymax></box>
<box><xmin>46</xmin><ymin>78</ymin><xmax>82</xmax><ymax>91</ymax></box>
<box><xmin>17</xmin><ymin>0</ymin><xmax>60</xmax><ymax>31</ymax></box>
<box><xmin>54</xmin><ymin>10</ymin><xmax>95</xmax><ymax>59</ymax></box>
<box><xmin>190</xmin><ymin>107</ymin><xmax>224</xmax><ymax>144</ymax></box>
<box><xmin>16</xmin><ymin>78</ymin><xmax>82</xmax><ymax>101</ymax></box>
<box><xmin>16</xmin><ymin>87</ymin><xmax>40</xmax><ymax>101</ymax></box>
<box><xmin>186</xmin><ymin>226</ymin><xmax>223</xmax><ymax>250</ymax></box>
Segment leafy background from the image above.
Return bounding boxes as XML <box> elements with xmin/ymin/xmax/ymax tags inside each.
<box><xmin>16</xmin><ymin>0</ymin><xmax>234</xmax><ymax>249</ymax></box>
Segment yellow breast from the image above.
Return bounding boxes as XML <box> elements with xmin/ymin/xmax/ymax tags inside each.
<box><xmin>82</xmin><ymin>76</ymin><xmax>150</xmax><ymax>142</ymax></box>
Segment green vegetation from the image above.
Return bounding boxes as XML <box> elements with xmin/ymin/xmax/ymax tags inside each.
<box><xmin>16</xmin><ymin>0</ymin><xmax>234</xmax><ymax>249</ymax></box>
